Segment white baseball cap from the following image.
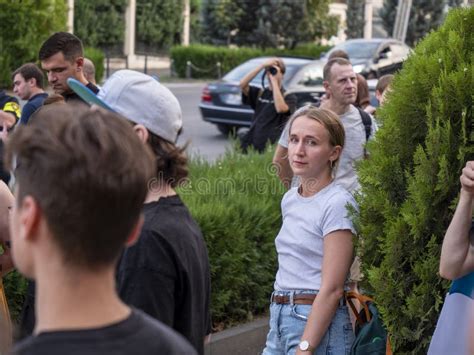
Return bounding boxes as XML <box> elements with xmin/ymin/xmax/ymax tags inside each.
<box><xmin>68</xmin><ymin>70</ymin><xmax>183</xmax><ymax>143</ymax></box>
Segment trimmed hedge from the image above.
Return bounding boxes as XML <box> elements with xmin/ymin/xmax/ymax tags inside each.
<box><xmin>170</xmin><ymin>43</ymin><xmax>331</xmax><ymax>79</ymax></box>
<box><xmin>354</xmin><ymin>7</ymin><xmax>473</xmax><ymax>353</ymax></box>
<box><xmin>4</xmin><ymin>143</ymin><xmax>284</xmax><ymax>329</ymax></box>
<box><xmin>84</xmin><ymin>47</ymin><xmax>105</xmax><ymax>84</ymax></box>
<box><xmin>178</xmin><ymin>144</ymin><xmax>283</xmax><ymax>327</ymax></box>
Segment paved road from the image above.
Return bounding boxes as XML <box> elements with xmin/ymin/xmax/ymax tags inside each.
<box><xmin>11</xmin><ymin>82</ymin><xmax>234</xmax><ymax>162</ymax></box>
<box><xmin>166</xmin><ymin>82</ymin><xmax>232</xmax><ymax>162</ymax></box>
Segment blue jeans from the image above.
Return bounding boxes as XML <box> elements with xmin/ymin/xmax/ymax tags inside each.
<box><xmin>262</xmin><ymin>290</ymin><xmax>354</xmax><ymax>355</ymax></box>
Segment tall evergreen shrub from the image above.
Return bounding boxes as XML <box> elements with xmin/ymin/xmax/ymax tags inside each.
<box><xmin>355</xmin><ymin>7</ymin><xmax>473</xmax><ymax>353</ymax></box>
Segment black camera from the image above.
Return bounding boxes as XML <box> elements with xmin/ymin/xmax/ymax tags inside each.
<box><xmin>268</xmin><ymin>66</ymin><xmax>278</xmax><ymax>76</ymax></box>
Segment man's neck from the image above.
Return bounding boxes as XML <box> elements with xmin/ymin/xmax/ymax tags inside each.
<box><xmin>325</xmin><ymin>100</ymin><xmax>351</xmax><ymax>116</ymax></box>
<box><xmin>145</xmin><ymin>181</ymin><xmax>176</xmax><ymax>203</ymax></box>
<box><xmin>28</xmin><ymin>88</ymin><xmax>45</xmax><ymax>100</ymax></box>
<box><xmin>35</xmin><ymin>263</ymin><xmax>130</xmax><ymax>334</ymax></box>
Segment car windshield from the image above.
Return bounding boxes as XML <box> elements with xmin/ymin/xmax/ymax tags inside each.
<box><xmin>223</xmin><ymin>60</ymin><xmax>302</xmax><ymax>86</ymax></box>
<box><xmin>331</xmin><ymin>42</ymin><xmax>380</xmax><ymax>59</ymax></box>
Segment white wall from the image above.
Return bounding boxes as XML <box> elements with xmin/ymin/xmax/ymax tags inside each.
<box><xmin>326</xmin><ymin>2</ymin><xmax>348</xmax><ymax>45</ymax></box>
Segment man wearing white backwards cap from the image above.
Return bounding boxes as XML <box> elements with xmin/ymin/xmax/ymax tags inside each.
<box><xmin>69</xmin><ymin>70</ymin><xmax>211</xmax><ymax>355</ymax></box>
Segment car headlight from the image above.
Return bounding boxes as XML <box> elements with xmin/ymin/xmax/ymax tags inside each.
<box><xmin>352</xmin><ymin>64</ymin><xmax>365</xmax><ymax>73</ymax></box>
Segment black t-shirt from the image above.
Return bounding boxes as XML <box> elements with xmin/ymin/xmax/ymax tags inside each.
<box><xmin>116</xmin><ymin>195</ymin><xmax>211</xmax><ymax>355</ymax></box>
<box><xmin>62</xmin><ymin>81</ymin><xmax>99</xmax><ymax>102</ymax></box>
<box><xmin>240</xmin><ymin>85</ymin><xmax>296</xmax><ymax>153</ymax></box>
<box><xmin>12</xmin><ymin>308</ymin><xmax>196</xmax><ymax>355</ymax></box>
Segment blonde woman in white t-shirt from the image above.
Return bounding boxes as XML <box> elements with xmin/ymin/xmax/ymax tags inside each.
<box><xmin>262</xmin><ymin>106</ymin><xmax>356</xmax><ymax>355</ymax></box>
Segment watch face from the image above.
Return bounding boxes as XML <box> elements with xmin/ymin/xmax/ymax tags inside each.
<box><xmin>299</xmin><ymin>340</ymin><xmax>310</xmax><ymax>351</ymax></box>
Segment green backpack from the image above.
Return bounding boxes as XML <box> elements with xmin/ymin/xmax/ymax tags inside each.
<box><xmin>346</xmin><ymin>292</ymin><xmax>392</xmax><ymax>355</ymax></box>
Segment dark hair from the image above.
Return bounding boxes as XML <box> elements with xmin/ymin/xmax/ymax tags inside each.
<box><xmin>375</xmin><ymin>74</ymin><xmax>394</xmax><ymax>94</ymax></box>
<box><xmin>323</xmin><ymin>57</ymin><xmax>352</xmax><ymax>81</ymax></box>
<box><xmin>328</xmin><ymin>49</ymin><xmax>350</xmax><ymax>61</ymax></box>
<box><xmin>5</xmin><ymin>105</ymin><xmax>155</xmax><ymax>270</ymax></box>
<box><xmin>38</xmin><ymin>32</ymin><xmax>84</xmax><ymax>62</ymax></box>
<box><xmin>147</xmin><ymin>131</ymin><xmax>188</xmax><ymax>188</ymax></box>
<box><xmin>355</xmin><ymin>74</ymin><xmax>370</xmax><ymax>109</ymax></box>
<box><xmin>12</xmin><ymin>63</ymin><xmax>44</xmax><ymax>89</ymax></box>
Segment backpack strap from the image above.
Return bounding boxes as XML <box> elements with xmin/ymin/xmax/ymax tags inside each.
<box><xmin>356</xmin><ymin>107</ymin><xmax>372</xmax><ymax>142</ymax></box>
<box><xmin>346</xmin><ymin>291</ymin><xmax>374</xmax><ymax>324</ymax></box>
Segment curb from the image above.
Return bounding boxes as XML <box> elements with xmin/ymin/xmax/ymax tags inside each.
<box><xmin>205</xmin><ymin>317</ymin><xmax>269</xmax><ymax>355</ymax></box>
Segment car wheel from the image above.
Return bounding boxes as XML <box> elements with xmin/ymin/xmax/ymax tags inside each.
<box><xmin>217</xmin><ymin>124</ymin><xmax>238</xmax><ymax>136</ymax></box>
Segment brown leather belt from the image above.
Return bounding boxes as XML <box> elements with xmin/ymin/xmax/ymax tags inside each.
<box><xmin>271</xmin><ymin>293</ymin><xmax>347</xmax><ymax>306</ymax></box>
<box><xmin>271</xmin><ymin>294</ymin><xmax>316</xmax><ymax>305</ymax></box>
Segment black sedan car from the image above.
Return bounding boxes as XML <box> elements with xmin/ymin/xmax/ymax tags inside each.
<box><xmin>199</xmin><ymin>57</ymin><xmax>328</xmax><ymax>135</ymax></box>
<box><xmin>322</xmin><ymin>38</ymin><xmax>411</xmax><ymax>79</ymax></box>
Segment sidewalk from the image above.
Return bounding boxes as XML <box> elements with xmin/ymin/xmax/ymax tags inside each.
<box><xmin>103</xmin><ymin>54</ymin><xmax>204</xmax><ymax>84</ymax></box>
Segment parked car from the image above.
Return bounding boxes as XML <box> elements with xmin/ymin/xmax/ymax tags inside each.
<box><xmin>199</xmin><ymin>57</ymin><xmax>328</xmax><ymax>135</ymax></box>
<box><xmin>322</xmin><ymin>38</ymin><xmax>411</xmax><ymax>79</ymax></box>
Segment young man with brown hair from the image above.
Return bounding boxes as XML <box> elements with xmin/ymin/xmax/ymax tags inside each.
<box><xmin>70</xmin><ymin>70</ymin><xmax>211</xmax><ymax>355</ymax></box>
<box><xmin>6</xmin><ymin>104</ymin><xmax>196</xmax><ymax>354</ymax></box>
<box><xmin>375</xmin><ymin>74</ymin><xmax>394</xmax><ymax>106</ymax></box>
<box><xmin>12</xmin><ymin>63</ymin><xmax>48</xmax><ymax>125</ymax></box>
<box><xmin>39</xmin><ymin>32</ymin><xmax>99</xmax><ymax>102</ymax></box>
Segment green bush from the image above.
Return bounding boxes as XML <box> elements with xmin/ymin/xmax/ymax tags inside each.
<box><xmin>178</xmin><ymin>143</ymin><xmax>284</xmax><ymax>326</ymax></box>
<box><xmin>354</xmin><ymin>7</ymin><xmax>473</xmax><ymax>353</ymax></box>
<box><xmin>3</xmin><ymin>271</ymin><xmax>27</xmax><ymax>323</ymax></box>
<box><xmin>84</xmin><ymin>47</ymin><xmax>105</xmax><ymax>84</ymax></box>
<box><xmin>170</xmin><ymin>43</ymin><xmax>331</xmax><ymax>79</ymax></box>
<box><xmin>0</xmin><ymin>0</ymin><xmax>66</xmax><ymax>88</ymax></box>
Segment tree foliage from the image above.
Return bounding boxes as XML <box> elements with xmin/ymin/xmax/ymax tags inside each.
<box><xmin>355</xmin><ymin>7</ymin><xmax>473</xmax><ymax>353</ymax></box>
<box><xmin>380</xmin><ymin>0</ymin><xmax>465</xmax><ymax>46</ymax></box>
<box><xmin>346</xmin><ymin>0</ymin><xmax>365</xmax><ymax>39</ymax></box>
<box><xmin>201</xmin><ymin>0</ymin><xmax>337</xmax><ymax>48</ymax></box>
<box><xmin>74</xmin><ymin>0</ymin><xmax>127</xmax><ymax>53</ymax></box>
<box><xmin>136</xmin><ymin>0</ymin><xmax>183</xmax><ymax>52</ymax></box>
<box><xmin>0</xmin><ymin>0</ymin><xmax>67</xmax><ymax>87</ymax></box>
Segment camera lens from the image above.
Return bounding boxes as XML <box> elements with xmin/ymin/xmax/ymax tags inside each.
<box><xmin>269</xmin><ymin>67</ymin><xmax>278</xmax><ymax>75</ymax></box>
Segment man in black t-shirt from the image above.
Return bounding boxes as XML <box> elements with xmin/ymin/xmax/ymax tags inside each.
<box><xmin>239</xmin><ymin>57</ymin><xmax>296</xmax><ymax>153</ymax></box>
<box><xmin>38</xmin><ymin>32</ymin><xmax>99</xmax><ymax>102</ymax></box>
<box><xmin>7</xmin><ymin>105</ymin><xmax>195</xmax><ymax>355</ymax></box>
<box><xmin>70</xmin><ymin>70</ymin><xmax>212</xmax><ymax>355</ymax></box>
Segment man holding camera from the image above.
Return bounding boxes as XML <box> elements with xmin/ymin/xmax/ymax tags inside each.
<box><xmin>239</xmin><ymin>58</ymin><xmax>296</xmax><ymax>153</ymax></box>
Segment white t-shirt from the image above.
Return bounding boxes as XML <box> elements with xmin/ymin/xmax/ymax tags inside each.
<box><xmin>274</xmin><ymin>183</ymin><xmax>357</xmax><ymax>291</ymax></box>
<box><xmin>278</xmin><ymin>105</ymin><xmax>377</xmax><ymax>193</ymax></box>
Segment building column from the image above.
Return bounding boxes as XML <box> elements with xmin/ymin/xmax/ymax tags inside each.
<box><xmin>363</xmin><ymin>0</ymin><xmax>373</xmax><ymax>39</ymax></box>
<box><xmin>67</xmin><ymin>0</ymin><xmax>74</xmax><ymax>33</ymax></box>
<box><xmin>393</xmin><ymin>0</ymin><xmax>412</xmax><ymax>42</ymax></box>
<box><xmin>182</xmin><ymin>0</ymin><xmax>190</xmax><ymax>46</ymax></box>
<box><xmin>124</xmin><ymin>0</ymin><xmax>136</xmax><ymax>63</ymax></box>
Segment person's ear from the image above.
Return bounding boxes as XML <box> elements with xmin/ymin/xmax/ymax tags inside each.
<box><xmin>125</xmin><ymin>215</ymin><xmax>144</xmax><ymax>247</ymax></box>
<box><xmin>17</xmin><ymin>196</ymin><xmax>41</xmax><ymax>242</ymax></box>
<box><xmin>75</xmin><ymin>57</ymin><xmax>84</xmax><ymax>72</ymax></box>
<box><xmin>27</xmin><ymin>78</ymin><xmax>36</xmax><ymax>88</ymax></box>
<box><xmin>375</xmin><ymin>90</ymin><xmax>382</xmax><ymax>102</ymax></box>
<box><xmin>133</xmin><ymin>124</ymin><xmax>149</xmax><ymax>143</ymax></box>
<box><xmin>323</xmin><ymin>80</ymin><xmax>330</xmax><ymax>93</ymax></box>
<box><xmin>330</xmin><ymin>145</ymin><xmax>342</xmax><ymax>163</ymax></box>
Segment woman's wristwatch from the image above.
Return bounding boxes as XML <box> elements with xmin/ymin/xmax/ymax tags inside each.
<box><xmin>298</xmin><ymin>340</ymin><xmax>314</xmax><ymax>352</ymax></box>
